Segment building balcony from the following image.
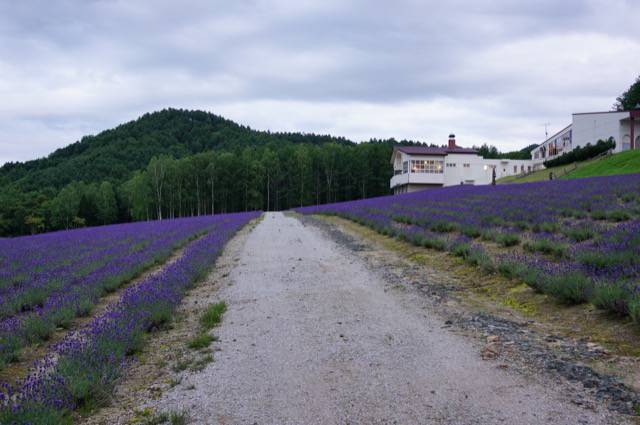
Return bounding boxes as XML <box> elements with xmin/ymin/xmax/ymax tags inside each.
<box><xmin>390</xmin><ymin>172</ymin><xmax>444</xmax><ymax>188</ymax></box>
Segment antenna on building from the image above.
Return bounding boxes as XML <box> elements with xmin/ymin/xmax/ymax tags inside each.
<box><xmin>543</xmin><ymin>122</ymin><xmax>550</xmax><ymax>140</ymax></box>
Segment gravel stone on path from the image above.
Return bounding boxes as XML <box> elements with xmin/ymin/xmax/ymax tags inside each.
<box><xmin>146</xmin><ymin>212</ymin><xmax>630</xmax><ymax>425</ymax></box>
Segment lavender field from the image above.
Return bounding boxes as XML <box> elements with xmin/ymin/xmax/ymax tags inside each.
<box><xmin>298</xmin><ymin>174</ymin><xmax>640</xmax><ymax>322</ymax></box>
<box><xmin>0</xmin><ymin>212</ymin><xmax>258</xmax><ymax>423</ymax></box>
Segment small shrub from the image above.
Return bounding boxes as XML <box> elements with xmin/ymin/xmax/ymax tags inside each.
<box><xmin>497</xmin><ymin>260</ymin><xmax>527</xmax><ymax>280</ymax></box>
<box><xmin>620</xmin><ymin>193</ymin><xmax>637</xmax><ymax>203</ymax></box>
<box><xmin>577</xmin><ymin>250</ymin><xmax>635</xmax><ymax>271</ymax></box>
<box><xmin>466</xmin><ymin>248</ymin><xmax>495</xmax><ymax>273</ymax></box>
<box><xmin>563</xmin><ymin>226</ymin><xmax>594</xmax><ymax>242</ymax></box>
<box><xmin>607</xmin><ymin>210</ymin><xmax>631</xmax><ymax>222</ymax></box>
<box><xmin>451</xmin><ymin>242</ymin><xmax>471</xmax><ymax>259</ymax></box>
<box><xmin>480</xmin><ymin>229</ymin><xmax>497</xmax><ymax>241</ymax></box>
<box><xmin>540</xmin><ymin>222</ymin><xmax>560</xmax><ymax>233</ymax></box>
<box><xmin>173</xmin><ymin>358</ymin><xmax>192</xmax><ymax>372</ymax></box>
<box><xmin>422</xmin><ymin>236</ymin><xmax>447</xmax><ymax>251</ymax></box>
<box><xmin>200</xmin><ymin>301</ymin><xmax>227</xmax><ymax>330</ymax></box>
<box><xmin>459</xmin><ymin>225</ymin><xmax>482</xmax><ymax>238</ymax></box>
<box><xmin>56</xmin><ymin>354</ymin><xmax>116</xmax><ymax>410</ymax></box>
<box><xmin>430</xmin><ymin>220</ymin><xmax>458</xmax><ymax>233</ymax></box>
<box><xmin>523</xmin><ymin>239</ymin><xmax>566</xmax><ymax>258</ymax></box>
<box><xmin>513</xmin><ymin>221</ymin><xmax>529</xmax><ymax>231</ymax></box>
<box><xmin>51</xmin><ymin>306</ymin><xmax>76</xmax><ymax>329</ymax></box>
<box><xmin>591</xmin><ymin>284</ymin><xmax>629</xmax><ymax>316</ymax></box>
<box><xmin>142</xmin><ymin>410</ymin><xmax>190</xmax><ymax>425</ymax></box>
<box><xmin>187</xmin><ymin>333</ymin><xmax>214</xmax><ymax>350</ymax></box>
<box><xmin>0</xmin><ymin>335</ymin><xmax>21</xmax><ymax>367</ymax></box>
<box><xmin>147</xmin><ymin>303</ymin><xmax>173</xmax><ymax>331</ymax></box>
<box><xmin>543</xmin><ymin>273</ymin><xmax>590</xmax><ymax>305</ymax></box>
<box><xmin>495</xmin><ymin>233</ymin><xmax>520</xmax><ymax>247</ymax></box>
<box><xmin>169</xmin><ymin>410</ymin><xmax>190</xmax><ymax>425</ymax></box>
<box><xmin>0</xmin><ymin>402</ymin><xmax>71</xmax><ymax>425</ymax></box>
<box><xmin>76</xmin><ymin>297</ymin><xmax>95</xmax><ymax>317</ymax></box>
<box><xmin>590</xmin><ymin>210</ymin><xmax>608</xmax><ymax>221</ymax></box>
<box><xmin>629</xmin><ymin>296</ymin><xmax>640</xmax><ymax>324</ymax></box>
<box><xmin>22</xmin><ymin>316</ymin><xmax>56</xmax><ymax>343</ymax></box>
<box><xmin>190</xmin><ymin>354</ymin><xmax>214</xmax><ymax>372</ymax></box>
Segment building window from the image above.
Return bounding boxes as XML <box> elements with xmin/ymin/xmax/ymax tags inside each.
<box><xmin>410</xmin><ymin>159</ymin><xmax>444</xmax><ymax>174</ymax></box>
<box><xmin>463</xmin><ymin>163</ymin><xmax>470</xmax><ymax>168</ymax></box>
<box><xmin>446</xmin><ymin>163</ymin><xmax>456</xmax><ymax>167</ymax></box>
<box><xmin>403</xmin><ymin>161</ymin><xmax>408</xmax><ymax>174</ymax></box>
<box><xmin>513</xmin><ymin>166</ymin><xmax>517</xmax><ymax>173</ymax></box>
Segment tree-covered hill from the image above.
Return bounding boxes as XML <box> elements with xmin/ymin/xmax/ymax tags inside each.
<box><xmin>0</xmin><ymin>109</ymin><xmax>351</xmax><ymax>192</ymax></box>
<box><xmin>0</xmin><ymin>109</ymin><xmax>396</xmax><ymax>236</ymax></box>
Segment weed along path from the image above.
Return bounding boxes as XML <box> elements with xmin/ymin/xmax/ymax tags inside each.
<box><xmin>138</xmin><ymin>212</ymin><xmax>627</xmax><ymax>425</ymax></box>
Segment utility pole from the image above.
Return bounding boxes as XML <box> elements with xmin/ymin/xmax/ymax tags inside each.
<box><xmin>543</xmin><ymin>122</ymin><xmax>550</xmax><ymax>140</ymax></box>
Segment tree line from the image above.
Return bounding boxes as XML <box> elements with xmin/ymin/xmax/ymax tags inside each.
<box><xmin>0</xmin><ymin>141</ymin><xmax>393</xmax><ymax>235</ymax></box>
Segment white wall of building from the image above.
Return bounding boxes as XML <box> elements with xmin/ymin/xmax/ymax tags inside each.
<box><xmin>571</xmin><ymin>111</ymin><xmax>630</xmax><ymax>153</ymax></box>
<box><xmin>532</xmin><ymin>111</ymin><xmax>640</xmax><ymax>163</ymax></box>
<box><xmin>390</xmin><ymin>150</ymin><xmax>537</xmax><ymax>191</ymax></box>
<box><xmin>531</xmin><ymin>125</ymin><xmax>572</xmax><ymax>163</ymax></box>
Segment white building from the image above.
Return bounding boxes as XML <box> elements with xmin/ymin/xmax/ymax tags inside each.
<box><xmin>531</xmin><ymin>108</ymin><xmax>640</xmax><ymax>162</ymax></box>
<box><xmin>390</xmin><ymin>135</ymin><xmax>536</xmax><ymax>194</ymax></box>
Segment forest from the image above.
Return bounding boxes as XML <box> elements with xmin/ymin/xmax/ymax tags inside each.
<box><xmin>0</xmin><ymin>109</ymin><xmax>530</xmax><ymax>236</ymax></box>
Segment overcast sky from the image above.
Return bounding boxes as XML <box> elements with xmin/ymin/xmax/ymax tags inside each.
<box><xmin>1</xmin><ymin>0</ymin><xmax>639</xmax><ymax>165</ymax></box>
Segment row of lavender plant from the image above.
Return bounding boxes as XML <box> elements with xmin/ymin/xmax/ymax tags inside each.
<box><xmin>0</xmin><ymin>216</ymin><xmax>236</xmax><ymax>368</ymax></box>
<box><xmin>297</xmin><ymin>174</ymin><xmax>640</xmax><ymax>321</ymax></box>
<box><xmin>0</xmin><ymin>211</ymin><xmax>259</xmax><ymax>423</ymax></box>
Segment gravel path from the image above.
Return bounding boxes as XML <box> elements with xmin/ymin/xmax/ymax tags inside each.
<box><xmin>152</xmin><ymin>212</ymin><xmax>628</xmax><ymax>425</ymax></box>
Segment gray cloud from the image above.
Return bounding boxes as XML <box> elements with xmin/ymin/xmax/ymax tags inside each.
<box><xmin>1</xmin><ymin>0</ymin><xmax>640</xmax><ymax>165</ymax></box>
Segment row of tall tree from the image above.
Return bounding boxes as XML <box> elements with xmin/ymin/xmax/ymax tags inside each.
<box><xmin>0</xmin><ymin>141</ymin><xmax>393</xmax><ymax>235</ymax></box>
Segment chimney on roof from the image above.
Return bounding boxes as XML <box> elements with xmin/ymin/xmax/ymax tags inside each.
<box><xmin>448</xmin><ymin>134</ymin><xmax>456</xmax><ymax>148</ymax></box>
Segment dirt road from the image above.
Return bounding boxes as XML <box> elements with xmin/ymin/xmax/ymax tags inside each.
<box><xmin>149</xmin><ymin>212</ymin><xmax>627</xmax><ymax>424</ymax></box>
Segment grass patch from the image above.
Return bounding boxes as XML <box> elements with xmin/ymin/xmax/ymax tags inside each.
<box><xmin>200</xmin><ymin>301</ymin><xmax>227</xmax><ymax>330</ymax></box>
<box><xmin>189</xmin><ymin>354</ymin><xmax>214</xmax><ymax>372</ymax></box>
<box><xmin>187</xmin><ymin>333</ymin><xmax>215</xmax><ymax>350</ymax></box>
<box><xmin>142</xmin><ymin>409</ymin><xmax>190</xmax><ymax>425</ymax></box>
<box><xmin>173</xmin><ymin>358</ymin><xmax>192</xmax><ymax>372</ymax></box>
<box><xmin>501</xmin><ymin>296</ymin><xmax>536</xmax><ymax>316</ymax></box>
<box><xmin>563</xmin><ymin>149</ymin><xmax>640</xmax><ymax>179</ymax></box>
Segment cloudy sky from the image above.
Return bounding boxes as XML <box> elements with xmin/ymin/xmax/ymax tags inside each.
<box><xmin>1</xmin><ymin>0</ymin><xmax>639</xmax><ymax>165</ymax></box>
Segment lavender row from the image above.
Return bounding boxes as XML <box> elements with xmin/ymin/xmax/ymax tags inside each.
<box><xmin>297</xmin><ymin>174</ymin><xmax>640</xmax><ymax>321</ymax></box>
<box><xmin>0</xmin><ymin>216</ymin><xmax>235</xmax><ymax>368</ymax></box>
<box><xmin>0</xmin><ymin>211</ymin><xmax>259</xmax><ymax>423</ymax></box>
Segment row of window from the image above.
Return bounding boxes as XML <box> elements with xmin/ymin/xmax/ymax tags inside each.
<box><xmin>410</xmin><ymin>159</ymin><xmax>444</xmax><ymax>174</ymax></box>
<box><xmin>401</xmin><ymin>161</ymin><xmax>473</xmax><ymax>173</ymax></box>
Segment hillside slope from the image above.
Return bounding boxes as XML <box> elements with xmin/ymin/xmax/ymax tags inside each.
<box><xmin>563</xmin><ymin>149</ymin><xmax>640</xmax><ymax>179</ymax></box>
<box><xmin>0</xmin><ymin>109</ymin><xmax>352</xmax><ymax>192</ymax></box>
